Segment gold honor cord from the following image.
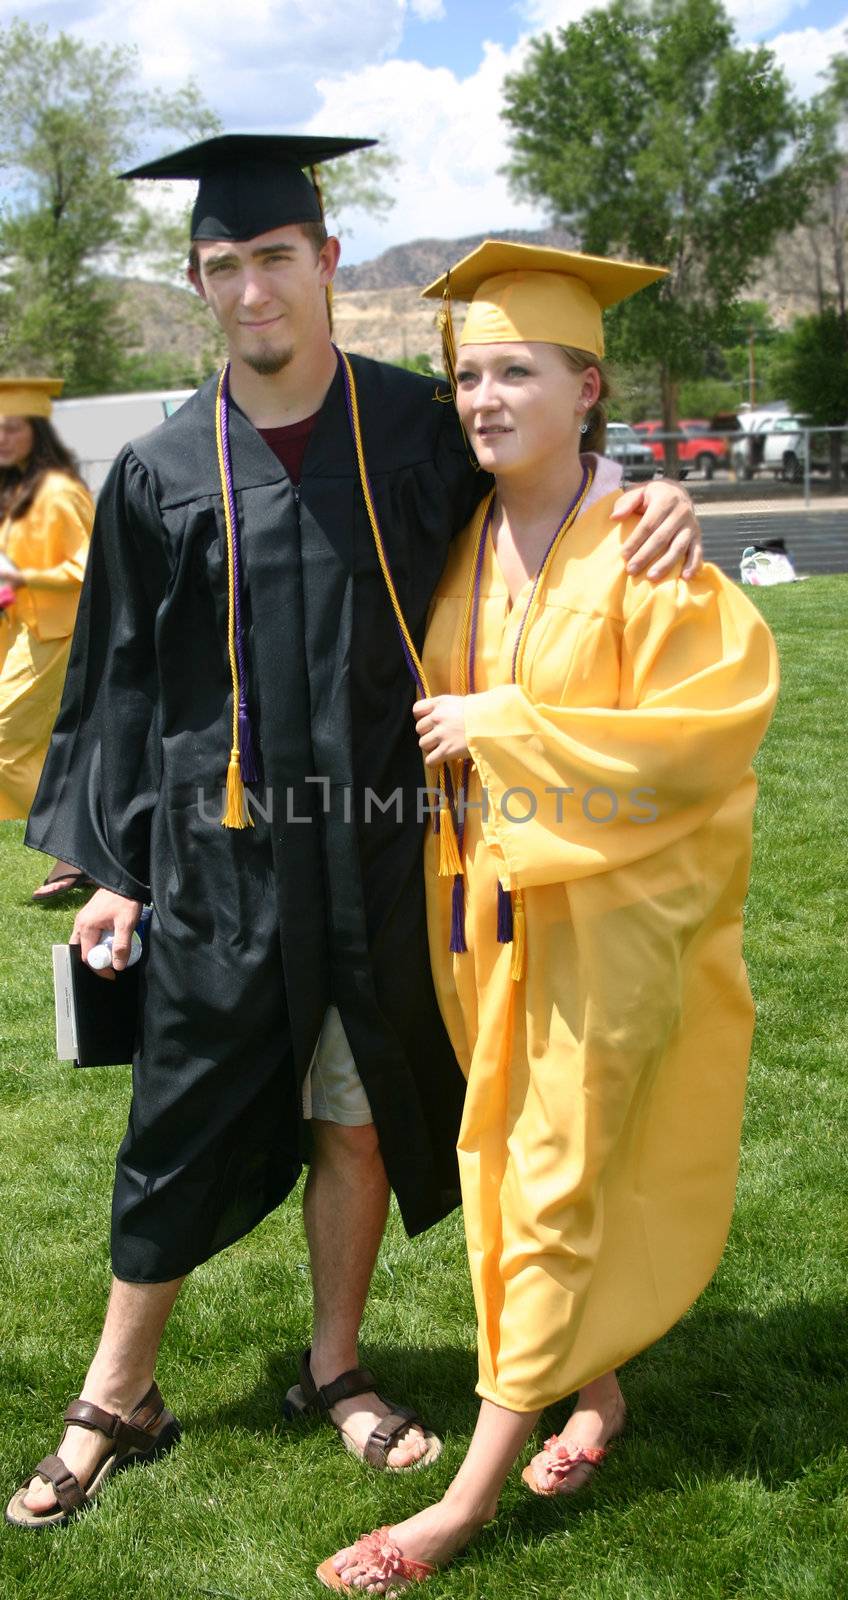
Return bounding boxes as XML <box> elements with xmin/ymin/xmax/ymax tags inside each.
<box><xmin>215</xmin><ymin>365</ymin><xmax>253</xmax><ymax>830</ymax></box>
<box><xmin>338</xmin><ymin>349</ymin><xmax>462</xmax><ymax>877</ymax></box>
<box><xmin>454</xmin><ymin>467</ymin><xmax>595</xmax><ymax>980</ymax></box>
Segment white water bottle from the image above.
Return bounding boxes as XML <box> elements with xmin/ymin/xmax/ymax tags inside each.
<box><xmin>86</xmin><ymin>907</ymin><xmax>150</xmax><ymax>971</ymax></box>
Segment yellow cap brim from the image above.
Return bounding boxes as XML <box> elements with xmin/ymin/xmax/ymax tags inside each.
<box><xmin>422</xmin><ymin>240</ymin><xmax>667</xmax><ymax>357</ymax></box>
<box><xmin>0</xmin><ymin>378</ymin><xmax>64</xmax><ymax>419</ymax></box>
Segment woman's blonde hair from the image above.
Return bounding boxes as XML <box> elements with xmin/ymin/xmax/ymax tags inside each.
<box><xmin>559</xmin><ymin>346</ymin><xmax>610</xmax><ymax>455</ymax></box>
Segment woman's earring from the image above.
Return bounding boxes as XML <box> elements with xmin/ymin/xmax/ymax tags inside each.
<box><xmin>579</xmin><ymin>420</ymin><xmax>589</xmax><ymax>435</ymax></box>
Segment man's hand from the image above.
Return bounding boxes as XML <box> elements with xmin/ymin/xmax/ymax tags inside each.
<box><xmin>70</xmin><ymin>888</ymin><xmax>143</xmax><ymax>981</ymax></box>
<box><xmin>612</xmin><ymin>479</ymin><xmax>703</xmax><ymax>581</ymax></box>
<box><xmin>413</xmin><ymin>696</ymin><xmax>470</xmax><ymax>766</ymax></box>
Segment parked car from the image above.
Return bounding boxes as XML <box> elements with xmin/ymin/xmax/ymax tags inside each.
<box><xmin>52</xmin><ymin>390</ymin><xmax>194</xmax><ymax>494</ymax></box>
<box><xmin>728</xmin><ymin>402</ymin><xmax>790</xmax><ymax>480</ymax></box>
<box><xmin>739</xmin><ymin>415</ymin><xmax>847</xmax><ymax>482</ymax></box>
<box><xmin>604</xmin><ymin>422</ymin><xmax>657</xmax><ymax>482</ymax></box>
<box><xmin>633</xmin><ymin>419</ymin><xmax>729</xmax><ymax>478</ymax></box>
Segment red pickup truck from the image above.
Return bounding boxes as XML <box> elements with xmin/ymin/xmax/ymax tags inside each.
<box><xmin>633</xmin><ymin>419</ymin><xmax>729</xmax><ymax>479</ymax></box>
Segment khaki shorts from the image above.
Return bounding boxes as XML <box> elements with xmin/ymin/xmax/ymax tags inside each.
<box><xmin>302</xmin><ymin>1005</ymin><xmax>373</xmax><ymax>1126</ymax></box>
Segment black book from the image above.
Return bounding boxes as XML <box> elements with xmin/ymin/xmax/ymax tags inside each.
<box><xmin>52</xmin><ymin>943</ymin><xmax>141</xmax><ymax>1067</ymax></box>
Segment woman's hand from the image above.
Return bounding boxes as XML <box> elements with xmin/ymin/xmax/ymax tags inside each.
<box><xmin>413</xmin><ymin>696</ymin><xmax>470</xmax><ymax>766</ymax></box>
<box><xmin>612</xmin><ymin>480</ymin><xmax>703</xmax><ymax>580</ymax></box>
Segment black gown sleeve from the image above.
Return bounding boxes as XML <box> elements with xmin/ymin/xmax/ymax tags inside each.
<box><xmin>25</xmin><ymin>448</ymin><xmax>171</xmax><ymax>900</ymax></box>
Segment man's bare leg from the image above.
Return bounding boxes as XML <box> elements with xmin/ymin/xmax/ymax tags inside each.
<box><xmin>20</xmin><ymin>1275</ymin><xmax>183</xmax><ymax>1514</ymax></box>
<box><xmin>303</xmin><ymin>1119</ymin><xmax>429</xmax><ymax>1468</ymax></box>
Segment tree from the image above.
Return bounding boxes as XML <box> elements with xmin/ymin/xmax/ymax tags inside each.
<box><xmin>319</xmin><ymin>146</ymin><xmax>398</xmax><ymax>232</ymax></box>
<box><xmin>771</xmin><ymin>310</ymin><xmax>848</xmax><ymax>489</ymax></box>
<box><xmin>502</xmin><ymin>0</ymin><xmax>812</xmax><ymax>473</ymax></box>
<box><xmin>767</xmin><ymin>54</ymin><xmax>847</xmax><ymax>324</ymax></box>
<box><xmin>0</xmin><ymin>19</ymin><xmax>220</xmax><ymax>393</ymax></box>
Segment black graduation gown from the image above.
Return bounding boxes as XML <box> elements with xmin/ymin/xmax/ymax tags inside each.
<box><xmin>26</xmin><ymin>355</ymin><xmax>482</xmax><ymax>1281</ymax></box>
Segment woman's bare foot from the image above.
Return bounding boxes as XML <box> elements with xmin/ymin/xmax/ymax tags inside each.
<box><xmin>331</xmin><ymin>1488</ymin><xmax>494</xmax><ymax>1590</ymax></box>
<box><xmin>526</xmin><ymin>1370</ymin><xmax>627</xmax><ymax>1494</ymax></box>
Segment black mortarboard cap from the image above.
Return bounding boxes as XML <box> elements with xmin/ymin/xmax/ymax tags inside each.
<box><xmin>121</xmin><ymin>133</ymin><xmax>377</xmax><ymax>242</ymax></box>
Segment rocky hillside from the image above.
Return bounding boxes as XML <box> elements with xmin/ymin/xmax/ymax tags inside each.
<box><xmin>118</xmin><ymin>225</ymin><xmax>577</xmax><ymax>375</ymax></box>
<box><xmin>333</xmin><ymin>224</ymin><xmax>576</xmax><ymax>291</ymax></box>
<box><xmin>117</xmin><ymin>218</ymin><xmax>832</xmax><ymax>379</ymax></box>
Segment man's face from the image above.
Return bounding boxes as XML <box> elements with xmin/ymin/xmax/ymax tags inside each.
<box><xmin>189</xmin><ymin>225</ymin><xmax>339</xmax><ymax>374</ymax></box>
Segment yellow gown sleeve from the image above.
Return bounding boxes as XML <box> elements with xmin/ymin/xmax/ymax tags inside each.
<box><xmin>13</xmin><ymin>478</ymin><xmax>93</xmax><ymax>590</ymax></box>
<box><xmin>463</xmin><ymin>565</ymin><xmax>779</xmax><ymax>888</ymax></box>
<box><xmin>9</xmin><ymin>476</ymin><xmax>94</xmax><ymax>641</ymax></box>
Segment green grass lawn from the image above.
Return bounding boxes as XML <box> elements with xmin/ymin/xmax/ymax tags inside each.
<box><xmin>1</xmin><ymin>576</ymin><xmax>846</xmax><ymax>1599</ymax></box>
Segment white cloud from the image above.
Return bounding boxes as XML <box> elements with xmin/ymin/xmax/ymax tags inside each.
<box><xmin>306</xmin><ymin>39</ymin><xmax>550</xmax><ymax>262</ymax></box>
<box><xmin>517</xmin><ymin>0</ymin><xmax>810</xmax><ymax>41</ymax></box>
<box><xmin>516</xmin><ymin>0</ymin><xmax>599</xmax><ymax>30</ymax></box>
<box><xmin>767</xmin><ymin>16</ymin><xmax>848</xmax><ymax>100</ymax></box>
<box><xmin>22</xmin><ymin>2</ymin><xmax>414</xmax><ymax>129</ymax></box>
<box><xmin>409</xmin><ymin>0</ymin><xmax>445</xmax><ymax>19</ymax></box>
<box><xmin>724</xmin><ymin>0</ymin><xmax>810</xmax><ymax>43</ymax></box>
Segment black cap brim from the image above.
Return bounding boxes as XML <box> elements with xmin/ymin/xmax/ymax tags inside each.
<box><xmin>121</xmin><ymin>133</ymin><xmax>377</xmax><ymax>183</ymax></box>
<box><xmin>121</xmin><ymin>133</ymin><xmax>378</xmax><ymax>242</ymax></box>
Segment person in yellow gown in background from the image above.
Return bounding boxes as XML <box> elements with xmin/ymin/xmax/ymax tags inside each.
<box><xmin>319</xmin><ymin>243</ymin><xmax>779</xmax><ymax>1594</ymax></box>
<box><xmin>0</xmin><ymin>379</ymin><xmax>94</xmax><ymax>899</ymax></box>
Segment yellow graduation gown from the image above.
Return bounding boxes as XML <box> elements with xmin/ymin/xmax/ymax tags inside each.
<box><xmin>422</xmin><ymin>490</ymin><xmax>779</xmax><ymax>1412</ymax></box>
<box><xmin>0</xmin><ymin>472</ymin><xmax>93</xmax><ymax>820</ymax></box>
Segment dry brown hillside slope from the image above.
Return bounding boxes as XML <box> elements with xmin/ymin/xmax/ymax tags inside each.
<box><xmin>116</xmin><ymin>219</ymin><xmax>828</xmax><ymax>381</ymax></box>
<box><xmin>118</xmin><ymin>226</ymin><xmax>575</xmax><ymax>375</ymax></box>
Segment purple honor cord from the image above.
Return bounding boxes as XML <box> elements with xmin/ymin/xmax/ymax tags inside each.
<box><xmin>456</xmin><ymin>463</ymin><xmax>591</xmax><ymax>950</ymax></box>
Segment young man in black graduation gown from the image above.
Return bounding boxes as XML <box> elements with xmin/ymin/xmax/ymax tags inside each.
<box><xmin>9</xmin><ymin>135</ymin><xmax>703</xmax><ymax>1527</ymax></box>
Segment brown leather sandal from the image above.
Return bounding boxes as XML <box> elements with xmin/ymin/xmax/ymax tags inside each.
<box><xmin>5</xmin><ymin>1382</ymin><xmax>181</xmax><ymax>1529</ymax></box>
<box><xmin>284</xmin><ymin>1348</ymin><xmax>441</xmax><ymax>1470</ymax></box>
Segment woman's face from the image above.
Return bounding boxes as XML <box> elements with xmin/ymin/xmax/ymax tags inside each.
<box><xmin>455</xmin><ymin>341</ymin><xmax>600</xmax><ymax>480</ymax></box>
<box><xmin>0</xmin><ymin>416</ymin><xmax>35</xmax><ymax>470</ymax></box>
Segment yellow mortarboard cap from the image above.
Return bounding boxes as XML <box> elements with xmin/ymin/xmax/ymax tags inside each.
<box><xmin>0</xmin><ymin>377</ymin><xmax>64</xmax><ymax>419</ymax></box>
<box><xmin>422</xmin><ymin>240</ymin><xmax>667</xmax><ymax>360</ymax></box>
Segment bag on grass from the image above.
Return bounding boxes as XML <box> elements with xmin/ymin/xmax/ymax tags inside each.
<box><xmin>740</xmin><ymin>545</ymin><xmax>798</xmax><ymax>586</ymax></box>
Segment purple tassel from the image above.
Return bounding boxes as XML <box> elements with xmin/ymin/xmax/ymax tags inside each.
<box><xmin>496</xmin><ymin>881</ymin><xmax>514</xmax><ymax>944</ymax></box>
<box><xmin>238</xmin><ymin>700</ymin><xmax>260</xmax><ymax>784</ymax></box>
<box><xmin>450</xmin><ymin>873</ymin><xmax>467</xmax><ymax>953</ymax></box>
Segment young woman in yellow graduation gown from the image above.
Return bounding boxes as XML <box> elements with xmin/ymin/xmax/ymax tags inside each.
<box><xmin>0</xmin><ymin>382</ymin><xmax>94</xmax><ymax>895</ymax></box>
<box><xmin>318</xmin><ymin>245</ymin><xmax>778</xmax><ymax>1594</ymax></box>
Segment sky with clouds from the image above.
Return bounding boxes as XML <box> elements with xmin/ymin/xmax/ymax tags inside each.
<box><xmin>2</xmin><ymin>0</ymin><xmax>846</xmax><ymax>263</ymax></box>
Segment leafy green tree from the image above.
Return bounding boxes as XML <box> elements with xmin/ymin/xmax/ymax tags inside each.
<box><xmin>0</xmin><ymin>19</ymin><xmax>220</xmax><ymax>393</ymax></box>
<box><xmin>768</xmin><ymin>54</ymin><xmax>847</xmax><ymax>323</ymax></box>
<box><xmin>771</xmin><ymin>310</ymin><xmax>848</xmax><ymax>488</ymax></box>
<box><xmin>319</xmin><ymin>146</ymin><xmax>398</xmax><ymax>231</ymax></box>
<box><xmin>502</xmin><ymin>0</ymin><xmax>812</xmax><ymax>473</ymax></box>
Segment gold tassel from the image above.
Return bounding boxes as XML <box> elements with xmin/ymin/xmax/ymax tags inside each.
<box><xmin>510</xmin><ymin>888</ymin><xmax>526</xmax><ymax>981</ymax></box>
<box><xmin>437</xmin><ymin>276</ymin><xmax>478</xmax><ymax>469</ymax></box>
<box><xmin>222</xmin><ymin>751</ymin><xmax>253</xmax><ymax>830</ymax></box>
<box><xmin>438</xmin><ymin>786</ymin><xmax>463</xmax><ymax>878</ymax></box>
<box><xmin>437</xmin><ymin>273</ymin><xmax>458</xmax><ymax>401</ymax></box>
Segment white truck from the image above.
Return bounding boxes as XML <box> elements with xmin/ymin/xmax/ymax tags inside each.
<box><xmin>51</xmin><ymin>390</ymin><xmax>193</xmax><ymax>494</ymax></box>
